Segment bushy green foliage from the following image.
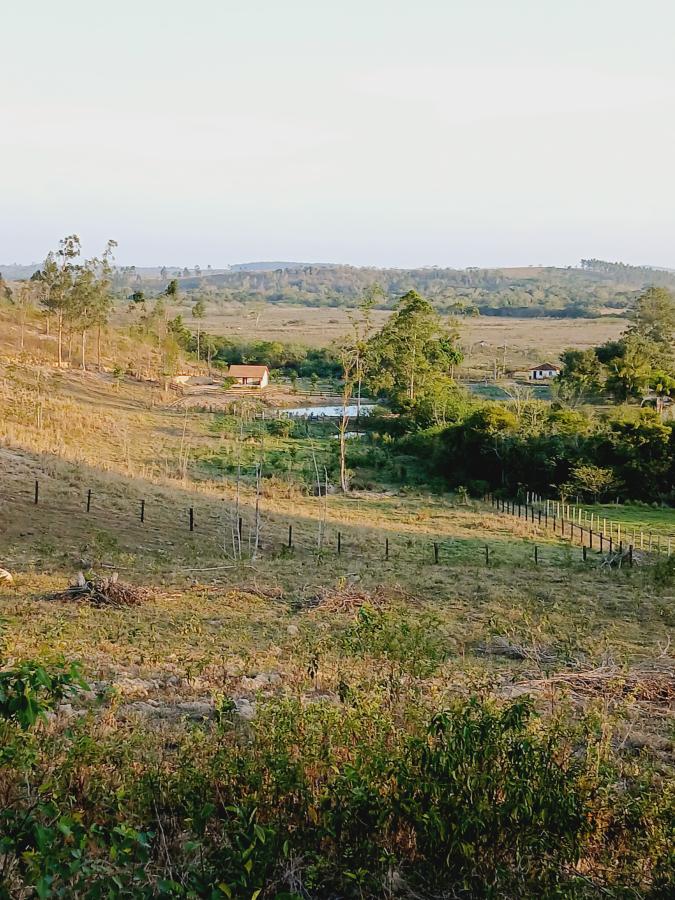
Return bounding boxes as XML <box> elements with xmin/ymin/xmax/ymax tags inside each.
<box><xmin>340</xmin><ymin>605</ymin><xmax>447</xmax><ymax>681</ymax></box>
<box><xmin>406</xmin><ymin>402</ymin><xmax>674</xmax><ymax>503</ymax></box>
<box><xmin>1</xmin><ymin>693</ymin><xmax>672</xmax><ymax>897</ymax></box>
<box><xmin>0</xmin><ymin>659</ymin><xmax>86</xmax><ymax>729</ymax></box>
<box><xmin>557</xmin><ymin>287</ymin><xmax>674</xmax><ymax>403</ymax></box>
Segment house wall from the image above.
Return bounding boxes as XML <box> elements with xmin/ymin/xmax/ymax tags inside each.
<box><xmin>235</xmin><ymin>374</ymin><xmax>268</xmax><ymax>387</ymax></box>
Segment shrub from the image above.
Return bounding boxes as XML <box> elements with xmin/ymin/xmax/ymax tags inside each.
<box><xmin>0</xmin><ymin>659</ymin><xmax>87</xmax><ymax>729</ymax></box>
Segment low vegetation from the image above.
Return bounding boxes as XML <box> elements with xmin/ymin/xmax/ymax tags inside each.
<box><xmin>0</xmin><ymin>241</ymin><xmax>673</xmax><ymax>897</ymax></box>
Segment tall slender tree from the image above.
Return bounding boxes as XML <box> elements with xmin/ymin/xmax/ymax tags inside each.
<box><xmin>192</xmin><ymin>297</ymin><xmax>206</xmax><ymax>361</ymax></box>
<box><xmin>39</xmin><ymin>235</ymin><xmax>81</xmax><ymax>367</ymax></box>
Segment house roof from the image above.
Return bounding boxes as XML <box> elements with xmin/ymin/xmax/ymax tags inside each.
<box><xmin>227</xmin><ymin>364</ymin><xmax>269</xmax><ymax>377</ymax></box>
<box><xmin>529</xmin><ymin>363</ymin><xmax>560</xmax><ymax>371</ymax></box>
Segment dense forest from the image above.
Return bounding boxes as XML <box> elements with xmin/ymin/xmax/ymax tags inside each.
<box><xmin>4</xmin><ymin>258</ymin><xmax>675</xmax><ymax>317</ymax></box>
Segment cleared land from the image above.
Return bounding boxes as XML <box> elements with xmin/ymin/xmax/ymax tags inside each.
<box><xmin>184</xmin><ymin>303</ymin><xmax>627</xmax><ymax>373</ymax></box>
<box><xmin>0</xmin><ymin>309</ymin><xmax>672</xmax><ymax>895</ymax></box>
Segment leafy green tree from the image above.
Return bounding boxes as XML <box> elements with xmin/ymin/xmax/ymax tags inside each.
<box><xmin>367</xmin><ymin>290</ymin><xmax>463</xmax><ymax>421</ymax></box>
<box><xmin>39</xmin><ymin>234</ymin><xmax>81</xmax><ymax>367</ymax></box>
<box><xmin>563</xmin><ymin>464</ymin><xmax>616</xmax><ymax>502</ymax></box>
<box><xmin>165</xmin><ymin>278</ymin><xmax>179</xmax><ymax>299</ymax></box>
<box><xmin>604</xmin><ymin>333</ymin><xmax>654</xmax><ymax>400</ymax></box>
<box><xmin>556</xmin><ymin>348</ymin><xmax>604</xmax><ymax>401</ymax></box>
<box><xmin>72</xmin><ymin>239</ymin><xmax>116</xmax><ymax>370</ymax></box>
<box><xmin>628</xmin><ymin>286</ymin><xmax>675</xmax><ymax>350</ymax></box>
<box><xmin>594</xmin><ymin>412</ymin><xmax>672</xmax><ymax>500</ymax></box>
<box><xmin>336</xmin><ymin>295</ymin><xmax>375</xmax><ymax>491</ymax></box>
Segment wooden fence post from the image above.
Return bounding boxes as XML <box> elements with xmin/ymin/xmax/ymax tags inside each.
<box><xmin>189</xmin><ymin>507</ymin><xmax>194</xmax><ymax>532</ymax></box>
<box><xmin>485</xmin><ymin>544</ymin><xmax>490</xmax><ymax>565</ymax></box>
<box><xmin>433</xmin><ymin>542</ymin><xmax>439</xmax><ymax>564</ymax></box>
<box><xmin>34</xmin><ymin>480</ymin><xmax>39</xmax><ymax>505</ymax></box>
<box><xmin>140</xmin><ymin>499</ymin><xmax>145</xmax><ymax>522</ymax></box>
<box><xmin>337</xmin><ymin>532</ymin><xmax>342</xmax><ymax>555</ymax></box>
<box><xmin>534</xmin><ymin>545</ymin><xmax>538</xmax><ymax>565</ymax></box>
<box><xmin>86</xmin><ymin>489</ymin><xmax>92</xmax><ymax>513</ymax></box>
<box><xmin>385</xmin><ymin>537</ymin><xmax>389</xmax><ymax>560</ymax></box>
<box><xmin>288</xmin><ymin>524</ymin><xmax>293</xmax><ymax>548</ymax></box>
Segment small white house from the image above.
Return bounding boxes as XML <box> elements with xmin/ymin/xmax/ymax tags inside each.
<box><xmin>529</xmin><ymin>363</ymin><xmax>560</xmax><ymax>381</ymax></box>
<box><xmin>226</xmin><ymin>365</ymin><xmax>270</xmax><ymax>387</ymax></box>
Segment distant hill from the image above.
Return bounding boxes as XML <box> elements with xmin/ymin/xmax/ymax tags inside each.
<box><xmin>0</xmin><ymin>263</ymin><xmax>41</xmax><ymax>279</ymax></box>
<box><xmin>4</xmin><ymin>257</ymin><xmax>675</xmax><ymax>318</ymax></box>
<box><xmin>186</xmin><ymin>260</ymin><xmax>675</xmax><ymax>318</ymax></box>
<box><xmin>229</xmin><ymin>261</ymin><xmax>330</xmax><ymax>272</ymax></box>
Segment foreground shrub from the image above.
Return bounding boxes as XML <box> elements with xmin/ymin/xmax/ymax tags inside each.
<box><xmin>0</xmin><ymin>693</ymin><xmax>672</xmax><ymax>897</ymax></box>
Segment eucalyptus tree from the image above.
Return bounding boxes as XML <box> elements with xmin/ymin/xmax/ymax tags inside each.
<box><xmin>192</xmin><ymin>297</ymin><xmax>206</xmax><ymax>360</ymax></box>
<box><xmin>39</xmin><ymin>234</ymin><xmax>81</xmax><ymax>367</ymax></box>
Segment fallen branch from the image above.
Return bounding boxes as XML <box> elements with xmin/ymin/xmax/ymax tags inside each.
<box><xmin>43</xmin><ymin>572</ymin><xmax>152</xmax><ymax>607</ymax></box>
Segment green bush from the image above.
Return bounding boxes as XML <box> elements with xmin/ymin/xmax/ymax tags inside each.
<box><xmin>1</xmin><ymin>692</ymin><xmax>672</xmax><ymax>897</ymax></box>
<box><xmin>0</xmin><ymin>659</ymin><xmax>87</xmax><ymax>729</ymax></box>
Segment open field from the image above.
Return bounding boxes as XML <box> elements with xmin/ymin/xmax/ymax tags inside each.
<box><xmin>0</xmin><ymin>296</ymin><xmax>626</xmax><ymax>383</ymax></box>
<box><xmin>181</xmin><ymin>302</ymin><xmax>628</xmax><ymax>374</ymax></box>
<box><xmin>572</xmin><ymin>503</ymin><xmax>675</xmax><ymax>542</ymax></box>
<box><xmin>0</xmin><ymin>324</ymin><xmax>673</xmax><ymax>896</ymax></box>
<box><xmin>1</xmin><ymin>358</ymin><xmax>671</xmax><ymax>681</ymax></box>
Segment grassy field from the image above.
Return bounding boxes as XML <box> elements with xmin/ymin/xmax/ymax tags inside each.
<box><xmin>182</xmin><ymin>302</ymin><xmax>627</xmax><ymax>377</ymax></box>
<box><xmin>0</xmin><ymin>294</ymin><xmax>626</xmax><ymax>383</ymax></box>
<box><xmin>0</xmin><ymin>312</ymin><xmax>673</xmax><ymax>896</ymax></box>
<box><xmin>572</xmin><ymin>502</ymin><xmax>675</xmax><ymax>543</ymax></box>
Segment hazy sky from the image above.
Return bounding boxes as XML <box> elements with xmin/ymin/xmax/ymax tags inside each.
<box><xmin>2</xmin><ymin>0</ymin><xmax>675</xmax><ymax>268</ymax></box>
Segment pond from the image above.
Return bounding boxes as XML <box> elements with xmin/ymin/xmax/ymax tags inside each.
<box><xmin>282</xmin><ymin>404</ymin><xmax>376</xmax><ymax>418</ymax></box>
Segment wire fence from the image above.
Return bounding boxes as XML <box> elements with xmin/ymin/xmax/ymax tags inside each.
<box><xmin>0</xmin><ymin>477</ymin><xmax>605</xmax><ymax>574</ymax></box>
<box><xmin>486</xmin><ymin>493</ymin><xmax>673</xmax><ymax>560</ymax></box>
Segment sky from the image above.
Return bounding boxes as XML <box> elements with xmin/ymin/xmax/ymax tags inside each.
<box><xmin>2</xmin><ymin>0</ymin><xmax>675</xmax><ymax>268</ymax></box>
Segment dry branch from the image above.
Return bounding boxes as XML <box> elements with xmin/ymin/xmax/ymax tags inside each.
<box><xmin>43</xmin><ymin>572</ymin><xmax>153</xmax><ymax>607</ymax></box>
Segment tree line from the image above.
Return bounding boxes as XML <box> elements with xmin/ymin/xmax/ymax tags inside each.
<box><xmin>97</xmin><ymin>259</ymin><xmax>675</xmax><ymax>317</ymax></box>
<box><xmin>4</xmin><ymin>235</ymin><xmax>117</xmax><ymax>370</ymax></box>
<box><xmin>375</xmin><ymin>287</ymin><xmax>675</xmax><ymax>504</ymax></box>
<box><xmin>555</xmin><ymin>287</ymin><xmax>675</xmax><ymax>407</ymax></box>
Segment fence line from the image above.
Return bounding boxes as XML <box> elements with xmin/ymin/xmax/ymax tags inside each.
<box><xmin>0</xmin><ymin>477</ymin><xmax>605</xmax><ymax>573</ymax></box>
<box><xmin>486</xmin><ymin>492</ymin><xmax>673</xmax><ymax>559</ymax></box>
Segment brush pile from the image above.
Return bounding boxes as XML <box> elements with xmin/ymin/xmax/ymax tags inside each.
<box><xmin>308</xmin><ymin>583</ymin><xmax>414</xmax><ymax>613</ymax></box>
<box><xmin>599</xmin><ymin>547</ymin><xmax>645</xmax><ymax>569</ymax></box>
<box><xmin>44</xmin><ymin>572</ymin><xmax>152</xmax><ymax>607</ymax></box>
<box><xmin>476</xmin><ymin>636</ymin><xmax>558</xmax><ymax>665</ymax></box>
<box><xmin>514</xmin><ymin>659</ymin><xmax>675</xmax><ymax>709</ymax></box>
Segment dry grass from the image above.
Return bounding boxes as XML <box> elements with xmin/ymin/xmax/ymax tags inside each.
<box><xmin>178</xmin><ymin>302</ymin><xmax>627</xmax><ymax>375</ymax></box>
<box><xmin>0</xmin><ymin>314</ymin><xmax>672</xmax><ymax>753</ymax></box>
